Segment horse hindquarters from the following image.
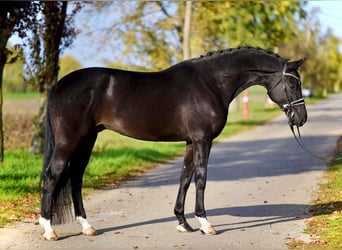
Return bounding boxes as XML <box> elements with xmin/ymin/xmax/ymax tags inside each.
<box><xmin>40</xmin><ymin>99</ymin><xmax>97</xmax><ymax>239</ymax></box>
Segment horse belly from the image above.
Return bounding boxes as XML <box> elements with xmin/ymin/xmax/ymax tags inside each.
<box><xmin>99</xmin><ymin>108</ymin><xmax>186</xmax><ymax>142</ymax></box>
<box><xmin>96</xmin><ymin>76</ymin><xmax>190</xmax><ymax>141</ymax></box>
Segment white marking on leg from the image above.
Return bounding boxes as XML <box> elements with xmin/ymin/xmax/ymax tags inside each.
<box><xmin>39</xmin><ymin>216</ymin><xmax>58</xmax><ymax>240</ymax></box>
<box><xmin>39</xmin><ymin>216</ymin><xmax>53</xmax><ymax>234</ymax></box>
<box><xmin>196</xmin><ymin>216</ymin><xmax>217</xmax><ymax>235</ymax></box>
<box><xmin>77</xmin><ymin>216</ymin><xmax>92</xmax><ymax>231</ymax></box>
<box><xmin>77</xmin><ymin>216</ymin><xmax>96</xmax><ymax>236</ymax></box>
<box><xmin>197</xmin><ymin>216</ymin><xmax>211</xmax><ymax>228</ymax></box>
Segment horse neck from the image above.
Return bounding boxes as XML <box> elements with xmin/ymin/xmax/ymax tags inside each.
<box><xmin>194</xmin><ymin>53</ymin><xmax>283</xmax><ymax>106</ymax></box>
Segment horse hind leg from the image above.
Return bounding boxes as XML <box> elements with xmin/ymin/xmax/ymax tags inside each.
<box><xmin>174</xmin><ymin>142</ymin><xmax>195</xmax><ymax>233</ymax></box>
<box><xmin>39</xmin><ymin>217</ymin><xmax>57</xmax><ymax>241</ymax></box>
<box><xmin>40</xmin><ymin>146</ymin><xmax>74</xmax><ymax>240</ymax></box>
<box><xmin>69</xmin><ymin>133</ymin><xmax>97</xmax><ymax>236</ymax></box>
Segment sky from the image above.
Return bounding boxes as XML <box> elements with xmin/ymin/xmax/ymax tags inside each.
<box><xmin>309</xmin><ymin>1</ymin><xmax>342</xmax><ymax>37</ymax></box>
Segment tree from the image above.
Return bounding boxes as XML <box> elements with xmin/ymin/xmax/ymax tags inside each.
<box><xmin>183</xmin><ymin>1</ymin><xmax>192</xmax><ymax>60</ymax></box>
<box><xmin>83</xmin><ymin>1</ymin><xmax>306</xmax><ymax>70</ymax></box>
<box><xmin>279</xmin><ymin>8</ymin><xmax>342</xmax><ymax>96</ymax></box>
<box><xmin>212</xmin><ymin>2</ymin><xmax>306</xmax><ymax>49</ymax></box>
<box><xmin>58</xmin><ymin>55</ymin><xmax>82</xmax><ymax>80</ymax></box>
<box><xmin>3</xmin><ymin>46</ymin><xmax>28</xmax><ymax>93</ymax></box>
<box><xmin>324</xmin><ymin>31</ymin><xmax>342</xmax><ymax>93</ymax></box>
<box><xmin>0</xmin><ymin>1</ymin><xmax>39</xmax><ymax>162</ymax></box>
<box><xmin>28</xmin><ymin>1</ymin><xmax>81</xmax><ymax>154</ymax></box>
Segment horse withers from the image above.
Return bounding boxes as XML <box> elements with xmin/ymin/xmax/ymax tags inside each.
<box><xmin>39</xmin><ymin>47</ymin><xmax>307</xmax><ymax>240</ymax></box>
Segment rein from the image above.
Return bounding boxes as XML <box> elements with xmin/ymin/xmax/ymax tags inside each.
<box><xmin>289</xmin><ymin>125</ymin><xmax>338</xmax><ymax>161</ymax></box>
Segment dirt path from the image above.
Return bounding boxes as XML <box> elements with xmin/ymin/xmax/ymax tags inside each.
<box><xmin>0</xmin><ymin>94</ymin><xmax>341</xmax><ymax>249</ymax></box>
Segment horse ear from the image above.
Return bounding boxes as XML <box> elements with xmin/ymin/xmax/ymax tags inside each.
<box><xmin>287</xmin><ymin>58</ymin><xmax>306</xmax><ymax>71</ymax></box>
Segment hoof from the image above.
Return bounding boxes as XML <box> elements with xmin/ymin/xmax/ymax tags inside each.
<box><xmin>82</xmin><ymin>226</ymin><xmax>97</xmax><ymax>236</ymax></box>
<box><xmin>43</xmin><ymin>230</ymin><xmax>58</xmax><ymax>241</ymax></box>
<box><xmin>200</xmin><ymin>225</ymin><xmax>217</xmax><ymax>235</ymax></box>
<box><xmin>176</xmin><ymin>222</ymin><xmax>194</xmax><ymax>233</ymax></box>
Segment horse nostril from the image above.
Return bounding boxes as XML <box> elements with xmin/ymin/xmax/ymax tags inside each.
<box><xmin>300</xmin><ymin>117</ymin><xmax>307</xmax><ymax>127</ymax></box>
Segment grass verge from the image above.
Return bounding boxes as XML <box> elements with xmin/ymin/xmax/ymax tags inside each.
<box><xmin>288</xmin><ymin>137</ymin><xmax>342</xmax><ymax>249</ymax></box>
<box><xmin>0</xmin><ymin>150</ymin><xmax>42</xmax><ymax>226</ymax></box>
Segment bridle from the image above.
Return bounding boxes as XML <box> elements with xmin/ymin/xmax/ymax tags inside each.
<box><xmin>281</xmin><ymin>62</ymin><xmax>305</xmax><ymax>124</ymax></box>
<box><xmin>270</xmin><ymin>63</ymin><xmax>337</xmax><ymax>161</ymax></box>
<box><xmin>267</xmin><ymin>62</ymin><xmax>305</xmax><ymax>122</ymax></box>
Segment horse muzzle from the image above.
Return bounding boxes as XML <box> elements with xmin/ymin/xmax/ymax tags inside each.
<box><xmin>287</xmin><ymin>111</ymin><xmax>307</xmax><ymax>127</ymax></box>
<box><xmin>283</xmin><ymin>103</ymin><xmax>307</xmax><ymax>127</ymax></box>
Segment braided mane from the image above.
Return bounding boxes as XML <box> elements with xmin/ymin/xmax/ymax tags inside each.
<box><xmin>194</xmin><ymin>46</ymin><xmax>283</xmax><ymax>61</ymax></box>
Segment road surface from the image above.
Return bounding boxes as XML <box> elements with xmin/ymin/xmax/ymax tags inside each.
<box><xmin>1</xmin><ymin>94</ymin><xmax>341</xmax><ymax>249</ymax></box>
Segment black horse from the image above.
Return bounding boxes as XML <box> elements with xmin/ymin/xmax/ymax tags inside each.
<box><xmin>39</xmin><ymin>47</ymin><xmax>307</xmax><ymax>240</ymax></box>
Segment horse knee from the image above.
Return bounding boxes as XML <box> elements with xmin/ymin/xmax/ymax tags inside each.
<box><xmin>194</xmin><ymin>175</ymin><xmax>206</xmax><ymax>190</ymax></box>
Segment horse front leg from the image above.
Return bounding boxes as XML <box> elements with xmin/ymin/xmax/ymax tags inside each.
<box><xmin>193</xmin><ymin>139</ymin><xmax>217</xmax><ymax>235</ymax></box>
<box><xmin>174</xmin><ymin>142</ymin><xmax>195</xmax><ymax>232</ymax></box>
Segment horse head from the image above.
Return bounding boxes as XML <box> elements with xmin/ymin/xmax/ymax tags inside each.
<box><xmin>267</xmin><ymin>58</ymin><xmax>307</xmax><ymax>127</ymax></box>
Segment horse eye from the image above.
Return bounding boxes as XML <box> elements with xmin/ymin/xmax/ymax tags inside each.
<box><xmin>287</xmin><ymin>80</ymin><xmax>296</xmax><ymax>89</ymax></box>
<box><xmin>297</xmin><ymin>80</ymin><xmax>302</xmax><ymax>87</ymax></box>
<box><xmin>288</xmin><ymin>78</ymin><xmax>301</xmax><ymax>89</ymax></box>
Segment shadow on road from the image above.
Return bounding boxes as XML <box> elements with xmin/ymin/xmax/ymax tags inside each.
<box><xmin>119</xmin><ymin>135</ymin><xmax>335</xmax><ymax>189</ymax></box>
<box><xmin>94</xmin><ymin>202</ymin><xmax>340</xmax><ymax>236</ymax></box>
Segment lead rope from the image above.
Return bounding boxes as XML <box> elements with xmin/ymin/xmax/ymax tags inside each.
<box><xmin>290</xmin><ymin>125</ymin><xmax>341</xmax><ymax>162</ymax></box>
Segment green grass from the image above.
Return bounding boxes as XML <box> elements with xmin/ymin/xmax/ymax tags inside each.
<box><xmin>288</xmin><ymin>139</ymin><xmax>342</xmax><ymax>249</ymax></box>
<box><xmin>0</xmin><ymin>150</ymin><xmax>42</xmax><ymax>199</ymax></box>
<box><xmin>0</xmin><ymin>150</ymin><xmax>42</xmax><ymax>225</ymax></box>
<box><xmin>3</xmin><ymin>92</ymin><xmax>39</xmax><ymax>99</ymax></box>
<box><xmin>0</xmin><ymin>86</ymin><xmax>314</xmax><ymax>226</ymax></box>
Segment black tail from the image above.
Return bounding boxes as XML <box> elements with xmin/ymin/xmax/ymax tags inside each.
<box><xmin>42</xmin><ymin>101</ymin><xmax>54</xmax><ymax>176</ymax></box>
<box><xmin>41</xmin><ymin>93</ymin><xmax>74</xmax><ymax>224</ymax></box>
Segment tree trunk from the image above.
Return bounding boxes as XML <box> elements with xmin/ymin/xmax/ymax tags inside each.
<box><xmin>0</xmin><ymin>52</ymin><xmax>5</xmax><ymax>163</ymax></box>
<box><xmin>30</xmin><ymin>1</ymin><xmax>68</xmax><ymax>155</ymax></box>
<box><xmin>183</xmin><ymin>1</ymin><xmax>192</xmax><ymax>60</ymax></box>
<box><xmin>0</xmin><ymin>33</ymin><xmax>11</xmax><ymax>163</ymax></box>
<box><xmin>333</xmin><ymin>80</ymin><xmax>340</xmax><ymax>92</ymax></box>
<box><xmin>30</xmin><ymin>94</ymin><xmax>47</xmax><ymax>155</ymax></box>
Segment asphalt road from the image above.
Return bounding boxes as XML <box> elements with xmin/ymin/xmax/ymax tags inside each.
<box><xmin>1</xmin><ymin>94</ymin><xmax>341</xmax><ymax>249</ymax></box>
